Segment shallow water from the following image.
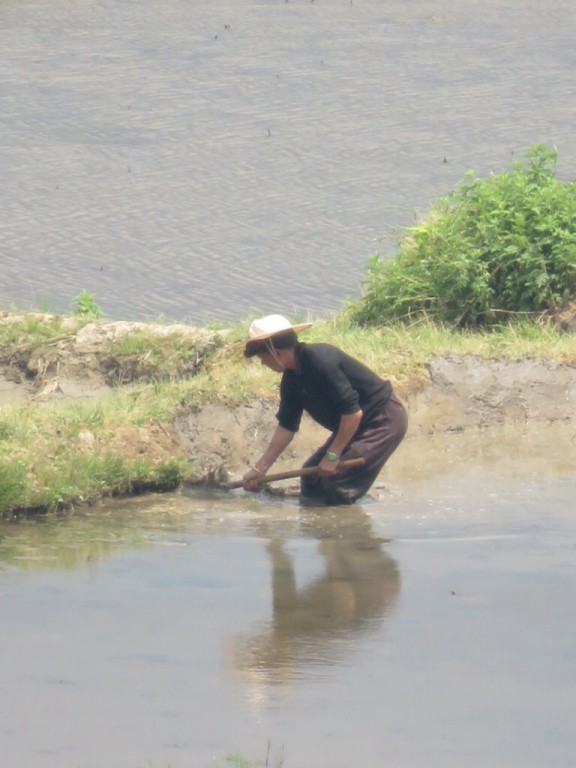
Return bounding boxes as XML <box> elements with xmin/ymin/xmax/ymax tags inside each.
<box><xmin>2</xmin><ymin>3</ymin><xmax>575</xmax><ymax>764</ymax></box>
<box><xmin>1</xmin><ymin>426</ymin><xmax>575</xmax><ymax>768</ymax></box>
<box><xmin>1</xmin><ymin>0</ymin><xmax>576</xmax><ymax>323</ymax></box>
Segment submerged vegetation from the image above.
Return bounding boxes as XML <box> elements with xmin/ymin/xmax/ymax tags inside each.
<box><xmin>213</xmin><ymin>743</ymin><xmax>285</xmax><ymax>767</ymax></box>
<box><xmin>1</xmin><ymin>144</ymin><xmax>574</xmax><ymax>517</ymax></box>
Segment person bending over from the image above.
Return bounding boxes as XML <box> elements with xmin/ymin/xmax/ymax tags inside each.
<box><xmin>241</xmin><ymin>314</ymin><xmax>408</xmax><ymax>505</ymax></box>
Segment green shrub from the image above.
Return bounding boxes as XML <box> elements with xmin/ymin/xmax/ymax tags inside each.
<box><xmin>352</xmin><ymin>144</ymin><xmax>576</xmax><ymax>327</ymax></box>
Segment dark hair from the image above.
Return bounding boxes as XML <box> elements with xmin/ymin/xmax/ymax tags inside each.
<box><xmin>269</xmin><ymin>329</ymin><xmax>297</xmax><ymax>350</ymax></box>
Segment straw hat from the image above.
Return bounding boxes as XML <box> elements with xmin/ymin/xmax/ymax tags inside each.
<box><xmin>244</xmin><ymin>314</ymin><xmax>312</xmax><ymax>357</ymax></box>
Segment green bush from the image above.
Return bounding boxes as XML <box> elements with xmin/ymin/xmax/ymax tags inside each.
<box><xmin>352</xmin><ymin>145</ymin><xmax>576</xmax><ymax>327</ymax></box>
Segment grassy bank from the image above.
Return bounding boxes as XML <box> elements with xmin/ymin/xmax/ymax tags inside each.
<box><xmin>0</xmin><ymin>309</ymin><xmax>574</xmax><ymax>517</ymax></box>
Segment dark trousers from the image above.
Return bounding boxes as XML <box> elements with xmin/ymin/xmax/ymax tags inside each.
<box><xmin>300</xmin><ymin>393</ymin><xmax>408</xmax><ymax>506</ymax></box>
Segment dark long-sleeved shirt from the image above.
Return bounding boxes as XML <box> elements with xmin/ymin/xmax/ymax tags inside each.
<box><xmin>276</xmin><ymin>342</ymin><xmax>392</xmax><ymax>433</ymax></box>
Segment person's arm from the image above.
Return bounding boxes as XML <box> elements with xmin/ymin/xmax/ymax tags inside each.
<box><xmin>242</xmin><ymin>425</ymin><xmax>295</xmax><ymax>489</ymax></box>
<box><xmin>318</xmin><ymin>409</ymin><xmax>363</xmax><ymax>476</ymax></box>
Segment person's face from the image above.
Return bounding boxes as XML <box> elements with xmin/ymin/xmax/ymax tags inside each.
<box><xmin>256</xmin><ymin>348</ymin><xmax>284</xmax><ymax>373</ymax></box>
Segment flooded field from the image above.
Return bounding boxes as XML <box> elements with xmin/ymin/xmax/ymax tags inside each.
<box><xmin>1</xmin><ymin>426</ymin><xmax>575</xmax><ymax>768</ymax></box>
<box><xmin>2</xmin><ymin>0</ymin><xmax>576</xmax><ymax>324</ymax></box>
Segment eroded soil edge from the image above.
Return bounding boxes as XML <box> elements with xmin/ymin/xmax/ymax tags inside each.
<box><xmin>1</xmin><ymin>318</ymin><xmax>575</xmax><ymax>483</ymax></box>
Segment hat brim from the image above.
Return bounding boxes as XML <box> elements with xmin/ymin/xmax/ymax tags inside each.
<box><xmin>247</xmin><ymin>322</ymin><xmax>312</xmax><ymax>343</ymax></box>
<box><xmin>244</xmin><ymin>322</ymin><xmax>312</xmax><ymax>358</ymax></box>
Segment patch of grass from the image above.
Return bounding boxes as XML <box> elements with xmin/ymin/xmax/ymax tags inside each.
<box><xmin>0</xmin><ymin>390</ymin><xmax>193</xmax><ymax>514</ymax></box>
<box><xmin>0</xmin><ymin>459</ymin><xmax>30</xmax><ymax>515</ymax></box>
<box><xmin>0</xmin><ymin>312</ymin><xmax>81</xmax><ymax>350</ymax></box>
<box><xmin>7</xmin><ymin>445</ymin><xmax>191</xmax><ymax>513</ymax></box>
<box><xmin>0</xmin><ymin>417</ymin><xmax>17</xmax><ymax>442</ymax></box>
<box><xmin>102</xmin><ymin>326</ymin><xmax>228</xmax><ymax>385</ymax></box>
<box><xmin>107</xmin><ymin>330</ymin><xmax>207</xmax><ymax>372</ymax></box>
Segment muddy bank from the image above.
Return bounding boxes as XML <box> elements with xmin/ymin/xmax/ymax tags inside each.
<box><xmin>175</xmin><ymin>355</ymin><xmax>576</xmax><ymax>480</ymax></box>
<box><xmin>0</xmin><ymin>314</ymin><xmax>220</xmax><ymax>406</ymax></box>
<box><xmin>2</xmin><ymin>316</ymin><xmax>573</xmax><ymax>484</ymax></box>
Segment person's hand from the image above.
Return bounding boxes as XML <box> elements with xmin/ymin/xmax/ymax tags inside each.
<box><xmin>242</xmin><ymin>467</ymin><xmax>265</xmax><ymax>490</ymax></box>
<box><xmin>317</xmin><ymin>455</ymin><xmax>340</xmax><ymax>477</ymax></box>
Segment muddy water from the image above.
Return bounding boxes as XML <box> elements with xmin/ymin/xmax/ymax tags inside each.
<box><xmin>1</xmin><ymin>425</ymin><xmax>575</xmax><ymax>768</ymax></box>
<box><xmin>2</xmin><ymin>0</ymin><xmax>576</xmax><ymax>323</ymax></box>
<box><xmin>2</xmin><ymin>5</ymin><xmax>575</xmax><ymax>763</ymax></box>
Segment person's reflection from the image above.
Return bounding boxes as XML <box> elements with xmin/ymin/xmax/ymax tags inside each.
<box><xmin>228</xmin><ymin>509</ymin><xmax>400</xmax><ymax>692</ymax></box>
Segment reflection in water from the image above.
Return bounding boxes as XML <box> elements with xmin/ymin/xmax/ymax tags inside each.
<box><xmin>229</xmin><ymin>510</ymin><xmax>400</xmax><ymax>699</ymax></box>
<box><xmin>0</xmin><ymin>495</ymin><xmax>189</xmax><ymax>571</ymax></box>
<box><xmin>1</xmin><ymin>474</ymin><xmax>575</xmax><ymax>768</ymax></box>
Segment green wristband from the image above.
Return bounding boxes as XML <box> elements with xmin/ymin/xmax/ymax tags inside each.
<box><xmin>326</xmin><ymin>451</ymin><xmax>339</xmax><ymax>462</ymax></box>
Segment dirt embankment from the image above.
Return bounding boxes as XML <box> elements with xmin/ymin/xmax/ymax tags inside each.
<box><xmin>0</xmin><ymin>316</ymin><xmax>219</xmax><ymax>405</ymax></box>
<box><xmin>174</xmin><ymin>355</ymin><xmax>576</xmax><ymax>479</ymax></box>
<box><xmin>1</xmin><ymin>315</ymin><xmax>575</xmax><ymax>481</ymax></box>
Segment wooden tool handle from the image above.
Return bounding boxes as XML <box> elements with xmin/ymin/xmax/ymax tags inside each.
<box><xmin>222</xmin><ymin>457</ymin><xmax>365</xmax><ymax>490</ymax></box>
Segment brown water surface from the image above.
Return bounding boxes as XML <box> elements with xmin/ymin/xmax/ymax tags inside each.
<box><xmin>1</xmin><ymin>424</ymin><xmax>575</xmax><ymax>768</ymax></box>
